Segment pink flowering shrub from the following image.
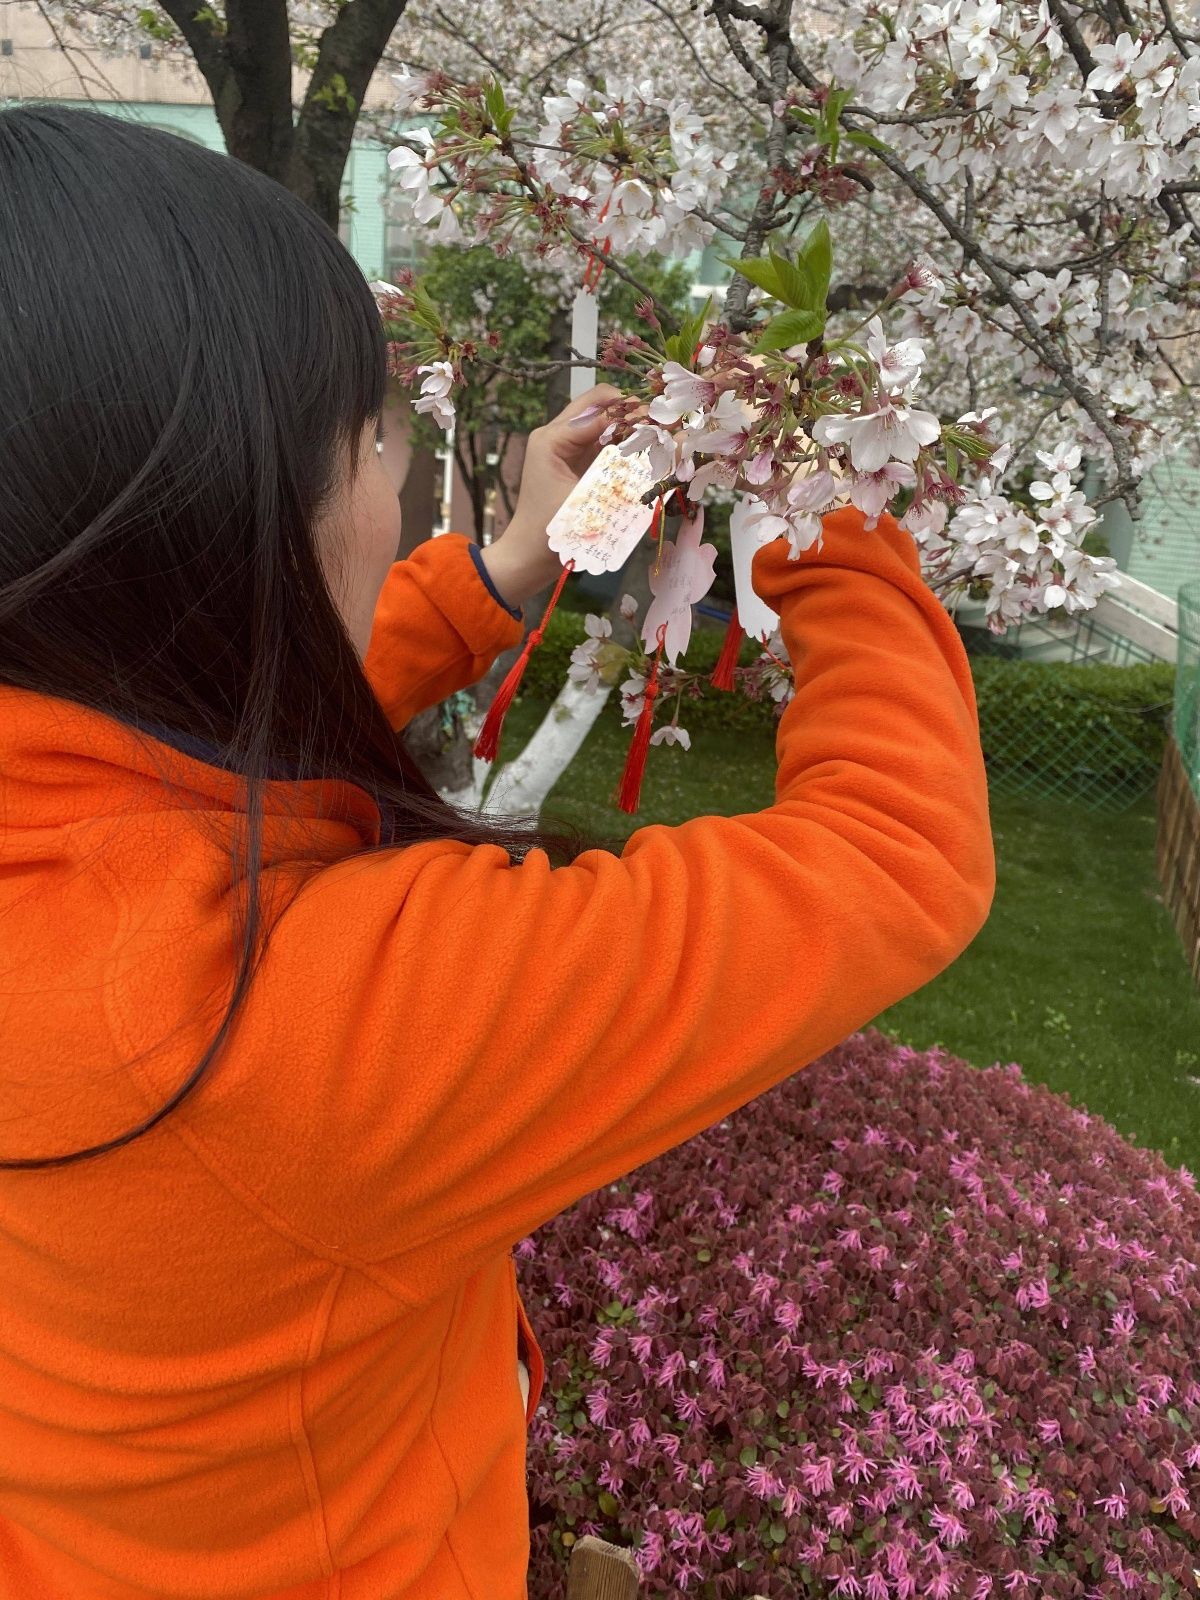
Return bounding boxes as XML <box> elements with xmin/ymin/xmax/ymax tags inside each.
<box><xmin>518</xmin><ymin>1032</ymin><xmax>1200</xmax><ymax>1599</ymax></box>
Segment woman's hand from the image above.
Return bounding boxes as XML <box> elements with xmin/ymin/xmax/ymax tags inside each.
<box><xmin>478</xmin><ymin>384</ymin><xmax>624</xmax><ymax>612</ymax></box>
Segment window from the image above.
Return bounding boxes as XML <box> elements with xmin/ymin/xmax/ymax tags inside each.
<box><xmin>139</xmin><ymin>43</ymin><xmax>153</xmax><ymax>59</ymax></box>
<box><xmin>0</xmin><ymin>40</ymin><xmax>13</xmax><ymax>56</ymax></box>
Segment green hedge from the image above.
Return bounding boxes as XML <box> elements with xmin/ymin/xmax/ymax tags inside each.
<box><xmin>969</xmin><ymin>656</ymin><xmax>1175</xmax><ymax>796</ymax></box>
<box><xmin>514</xmin><ymin>611</ymin><xmax>1177</xmax><ymax>776</ymax></box>
<box><xmin>518</xmin><ymin>609</ymin><xmax>773</xmax><ymax>734</ymax></box>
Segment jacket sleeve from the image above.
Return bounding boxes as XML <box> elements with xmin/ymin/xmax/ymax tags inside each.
<box><xmin>362</xmin><ymin>532</ymin><xmax>526</xmax><ymax>729</ymax></box>
<box><xmin>238</xmin><ymin>507</ymin><xmax>996</xmax><ymax>1297</ymax></box>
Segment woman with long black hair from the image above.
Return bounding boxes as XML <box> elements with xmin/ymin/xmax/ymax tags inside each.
<box><xmin>0</xmin><ymin>104</ymin><xmax>993</xmax><ymax>1598</ymax></box>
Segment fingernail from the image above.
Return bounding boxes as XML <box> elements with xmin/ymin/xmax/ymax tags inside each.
<box><xmin>568</xmin><ymin>404</ymin><xmax>602</xmax><ymax>426</ymax></box>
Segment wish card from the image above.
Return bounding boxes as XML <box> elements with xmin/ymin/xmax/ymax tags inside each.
<box><xmin>546</xmin><ymin>445</ymin><xmax>660</xmax><ymax>576</ymax></box>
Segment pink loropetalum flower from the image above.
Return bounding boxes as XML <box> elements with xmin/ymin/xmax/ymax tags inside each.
<box><xmin>520</xmin><ymin>1037</ymin><xmax>1200</xmax><ymax>1600</ymax></box>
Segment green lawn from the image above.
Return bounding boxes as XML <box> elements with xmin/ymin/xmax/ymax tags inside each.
<box><xmin>496</xmin><ymin>694</ymin><xmax>1200</xmax><ymax>1171</ymax></box>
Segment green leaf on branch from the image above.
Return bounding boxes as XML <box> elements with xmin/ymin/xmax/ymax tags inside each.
<box><xmin>941</xmin><ymin>424</ymin><xmax>996</xmax><ymax>461</ymax></box>
<box><xmin>664</xmin><ymin>296</ymin><xmax>712</xmax><ymax>365</ymax></box>
<box><xmin>945</xmin><ymin>442</ymin><xmax>960</xmax><ymax>483</ymax></box>
<box><xmin>844</xmin><ymin>127</ymin><xmax>893</xmax><ymax>154</ymax></box>
<box><xmin>822</xmin><ymin>88</ymin><xmax>853</xmax><ymax>162</ymax></box>
<box><xmin>391</xmin><ymin>279</ymin><xmax>445</xmax><ymax>339</ymax></box>
<box><xmin>723</xmin><ymin>249</ymin><xmax>826</xmax><ymax>315</ymax></box>
<box><xmin>720</xmin><ymin>254</ymin><xmax>784</xmax><ymax>302</ymax></box>
<box><xmin>752</xmin><ymin>308</ymin><xmax>826</xmax><ymax>353</ymax></box>
<box><xmin>483</xmin><ymin>78</ymin><xmax>515</xmax><ymax>137</ymax></box>
<box><xmin>137</xmin><ymin>7</ymin><xmax>178</xmax><ymax>40</ymax></box>
<box><xmin>768</xmin><ymin>249</ymin><xmax>819</xmax><ymax>312</ymax></box>
<box><xmin>314</xmin><ymin>71</ymin><xmax>356</xmax><ymax>114</ymax></box>
<box><xmin>191</xmin><ymin>5</ymin><xmax>226</xmax><ymax>35</ymax></box>
<box><xmin>597</xmin><ymin>1491</ymin><xmax>620</xmax><ymax>1517</ymax></box>
<box><xmin>795</xmin><ymin>217</ymin><xmax>833</xmax><ymax>312</ymax></box>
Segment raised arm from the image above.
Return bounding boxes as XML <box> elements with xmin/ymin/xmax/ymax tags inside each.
<box><xmin>203</xmin><ymin>507</ymin><xmax>995</xmax><ymax>1299</ymax></box>
<box><xmin>362</xmin><ymin>533</ymin><xmax>525</xmax><ymax>729</ymax></box>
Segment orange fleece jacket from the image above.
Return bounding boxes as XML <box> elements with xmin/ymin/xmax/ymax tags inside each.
<box><xmin>0</xmin><ymin>511</ymin><xmax>994</xmax><ymax>1599</ymax></box>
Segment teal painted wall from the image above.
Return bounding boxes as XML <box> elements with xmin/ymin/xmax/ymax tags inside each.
<box><xmin>1127</xmin><ymin>456</ymin><xmax>1200</xmax><ymax>604</ymax></box>
<box><xmin>26</xmin><ymin>97</ymin><xmax>388</xmax><ymax>281</ymax></box>
<box><xmin>339</xmin><ymin>140</ymin><xmax>389</xmax><ymax>281</ymax></box>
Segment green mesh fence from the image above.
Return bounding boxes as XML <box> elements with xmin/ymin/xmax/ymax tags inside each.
<box><xmin>1177</xmin><ymin>580</ymin><xmax>1200</xmax><ymax>796</ymax></box>
<box><xmin>976</xmin><ymin>705</ymin><xmax>1164</xmax><ymax>811</ymax></box>
<box><xmin>963</xmin><ymin>651</ymin><xmax>1174</xmax><ymax>814</ymax></box>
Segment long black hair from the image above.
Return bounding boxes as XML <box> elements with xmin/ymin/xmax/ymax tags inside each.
<box><xmin>0</xmin><ymin>104</ymin><xmax>600</xmax><ymax>1170</ymax></box>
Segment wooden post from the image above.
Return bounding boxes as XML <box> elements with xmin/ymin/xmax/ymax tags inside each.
<box><xmin>569</xmin><ymin>287</ymin><xmax>599</xmax><ymax>400</ymax></box>
<box><xmin>1156</xmin><ymin>736</ymin><xmax>1200</xmax><ymax>987</ymax></box>
<box><xmin>565</xmin><ymin>1536</ymin><xmax>639</xmax><ymax>1600</ymax></box>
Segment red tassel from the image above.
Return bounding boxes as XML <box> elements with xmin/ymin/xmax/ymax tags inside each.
<box><xmin>473</xmin><ymin>559</ymin><xmax>575</xmax><ymax>762</ymax></box>
<box><xmin>646</xmin><ymin>496</ymin><xmax>665</xmax><ymax>548</ymax></box>
<box><xmin>614</xmin><ymin>624</ymin><xmax>667</xmax><ymax>815</ymax></box>
<box><xmin>582</xmin><ymin>204</ymin><xmax>612</xmax><ymax>291</ymax></box>
<box><xmin>709</xmin><ymin>607</ymin><xmax>745</xmax><ymax>691</ymax></box>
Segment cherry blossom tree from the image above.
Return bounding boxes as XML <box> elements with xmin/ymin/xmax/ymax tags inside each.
<box><xmin>35</xmin><ymin>0</ymin><xmax>1200</xmax><ymax>810</ymax></box>
<box><xmin>380</xmin><ymin>0</ymin><xmax>1200</xmax><ymax>809</ymax></box>
<box><xmin>35</xmin><ymin>0</ymin><xmax>421</xmax><ymax>226</ymax></box>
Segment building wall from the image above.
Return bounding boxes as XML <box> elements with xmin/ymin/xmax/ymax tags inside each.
<box><xmin>1127</xmin><ymin>456</ymin><xmax>1200</xmax><ymax>605</ymax></box>
<box><xmin>0</xmin><ymin>3</ymin><xmax>391</xmax><ymax>282</ymax></box>
<box><xmin>339</xmin><ymin>141</ymin><xmax>390</xmax><ymax>283</ymax></box>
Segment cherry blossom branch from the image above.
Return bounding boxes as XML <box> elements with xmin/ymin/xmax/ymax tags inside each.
<box><xmin>498</xmin><ymin>138</ymin><xmax>685</xmax><ymax>329</ymax></box>
<box><xmin>823</xmin><ymin>117</ymin><xmax>1142</xmax><ymax>512</ymax></box>
<box><xmin>1158</xmin><ymin>0</ymin><xmax>1200</xmax><ymax>52</ymax></box>
<box><xmin>709</xmin><ymin>0</ymin><xmax>795</xmax><ymax>332</ymax></box>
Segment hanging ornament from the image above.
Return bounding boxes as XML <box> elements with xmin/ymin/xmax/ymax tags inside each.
<box><xmin>640</xmin><ymin>504</ymin><xmax>718</xmax><ymax>666</ymax></box>
<box><xmin>474</xmin><ymin>447</ymin><xmax>659</xmax><ymax>763</ymax></box>
<box><xmin>614</xmin><ymin>622</ymin><xmax>668</xmax><ymax>815</ymax></box>
<box><xmin>568</xmin><ymin>288</ymin><xmax>599</xmax><ymax>399</ymax></box>
<box><xmin>472</xmin><ymin>558</ymin><xmax>577</xmax><ymax>762</ymax></box>
<box><xmin>709</xmin><ymin>609</ymin><xmax>745</xmax><ymax>691</ymax></box>
<box><xmin>546</xmin><ymin>445</ymin><xmax>660</xmax><ymax>574</ymax></box>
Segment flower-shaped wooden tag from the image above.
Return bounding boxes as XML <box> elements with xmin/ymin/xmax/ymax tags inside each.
<box><xmin>641</xmin><ymin>505</ymin><xmax>718</xmax><ymax>665</ymax></box>
<box><xmin>729</xmin><ymin>496</ymin><xmax>784</xmax><ymax>644</ymax></box>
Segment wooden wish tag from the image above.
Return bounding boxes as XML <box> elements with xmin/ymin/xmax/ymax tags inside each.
<box><xmin>547</xmin><ymin>444</ymin><xmax>660</xmax><ymax>575</ymax></box>
<box><xmin>729</xmin><ymin>495</ymin><xmax>786</xmax><ymax>645</ymax></box>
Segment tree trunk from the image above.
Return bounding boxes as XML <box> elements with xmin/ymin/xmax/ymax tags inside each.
<box><xmin>483</xmin><ymin>678</ymin><xmax>614</xmax><ymax>816</ymax></box>
<box><xmin>157</xmin><ymin>0</ymin><xmax>411</xmax><ymax>232</ymax></box>
<box><xmin>404</xmin><ymin>702</ymin><xmax>478</xmax><ymax>797</ymax></box>
<box><xmin>544</xmin><ymin>304</ymin><xmax>574</xmax><ymax>420</ymax></box>
<box><xmin>288</xmin><ymin>0</ymin><xmax>411</xmax><ymax>229</ymax></box>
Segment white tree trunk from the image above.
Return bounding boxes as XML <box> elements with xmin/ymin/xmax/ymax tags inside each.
<box><xmin>481</xmin><ymin>678</ymin><xmax>613</xmax><ymax>816</ymax></box>
<box><xmin>439</xmin><ymin>752</ymin><xmax>493</xmax><ymax>812</ymax></box>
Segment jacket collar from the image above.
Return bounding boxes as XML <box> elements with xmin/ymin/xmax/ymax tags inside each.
<box><xmin>0</xmin><ymin>686</ymin><xmax>383</xmax><ymax>846</ymax></box>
